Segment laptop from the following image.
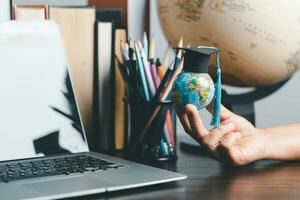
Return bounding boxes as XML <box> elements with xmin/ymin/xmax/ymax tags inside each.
<box><xmin>0</xmin><ymin>21</ymin><xmax>186</xmax><ymax>200</ymax></box>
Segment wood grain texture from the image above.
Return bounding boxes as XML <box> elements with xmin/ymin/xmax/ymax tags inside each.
<box><xmin>75</xmin><ymin>135</ymin><xmax>300</xmax><ymax>200</ymax></box>
<box><xmin>114</xmin><ymin>29</ymin><xmax>127</xmax><ymax>150</ymax></box>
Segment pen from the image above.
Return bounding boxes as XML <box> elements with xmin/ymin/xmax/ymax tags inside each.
<box><xmin>152</xmin><ymin>37</ymin><xmax>183</xmax><ymax>100</ymax></box>
<box><xmin>149</xmin><ymin>36</ymin><xmax>160</xmax><ymax>89</ymax></box>
<box><xmin>152</xmin><ymin>59</ymin><xmax>175</xmax><ymax>101</ymax></box>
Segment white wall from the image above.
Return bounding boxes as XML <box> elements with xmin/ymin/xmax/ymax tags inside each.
<box><xmin>130</xmin><ymin>0</ymin><xmax>300</xmax><ymax>131</ymax></box>
<box><xmin>128</xmin><ymin>0</ymin><xmax>148</xmax><ymax>41</ymax></box>
<box><xmin>255</xmin><ymin>74</ymin><xmax>300</xmax><ymax>127</ymax></box>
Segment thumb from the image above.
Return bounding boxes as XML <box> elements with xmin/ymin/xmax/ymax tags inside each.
<box><xmin>206</xmin><ymin>104</ymin><xmax>234</xmax><ymax>121</ymax></box>
<box><xmin>218</xmin><ymin>144</ymin><xmax>247</xmax><ymax>166</ymax></box>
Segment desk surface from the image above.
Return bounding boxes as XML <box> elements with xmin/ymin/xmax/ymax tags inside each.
<box><xmin>78</xmin><ymin>136</ymin><xmax>300</xmax><ymax>200</ymax></box>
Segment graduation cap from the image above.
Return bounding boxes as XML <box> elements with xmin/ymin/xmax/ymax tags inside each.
<box><xmin>175</xmin><ymin>47</ymin><xmax>218</xmax><ymax>73</ymax></box>
<box><xmin>175</xmin><ymin>46</ymin><xmax>222</xmax><ymax>127</ymax></box>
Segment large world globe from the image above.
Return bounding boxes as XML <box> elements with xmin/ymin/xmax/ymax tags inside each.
<box><xmin>157</xmin><ymin>0</ymin><xmax>300</xmax><ymax>87</ymax></box>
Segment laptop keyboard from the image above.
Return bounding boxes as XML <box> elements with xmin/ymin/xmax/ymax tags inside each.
<box><xmin>0</xmin><ymin>155</ymin><xmax>125</xmax><ymax>183</ymax></box>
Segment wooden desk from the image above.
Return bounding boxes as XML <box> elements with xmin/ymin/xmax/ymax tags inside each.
<box><xmin>77</xmin><ymin>136</ymin><xmax>300</xmax><ymax>200</ymax></box>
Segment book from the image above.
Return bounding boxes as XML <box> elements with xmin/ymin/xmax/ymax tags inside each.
<box><xmin>95</xmin><ymin>21</ymin><xmax>115</xmax><ymax>151</ymax></box>
<box><xmin>13</xmin><ymin>5</ymin><xmax>49</xmax><ymax>20</ymax></box>
<box><xmin>12</xmin><ymin>0</ymin><xmax>87</xmax><ymax>7</ymax></box>
<box><xmin>50</xmin><ymin>7</ymin><xmax>95</xmax><ymax>148</ymax></box>
<box><xmin>0</xmin><ymin>0</ymin><xmax>11</xmax><ymax>21</ymax></box>
<box><xmin>96</xmin><ymin>8</ymin><xmax>123</xmax><ymax>28</ymax></box>
<box><xmin>114</xmin><ymin>29</ymin><xmax>127</xmax><ymax>150</ymax></box>
<box><xmin>88</xmin><ymin>0</ymin><xmax>127</xmax><ymax>27</ymax></box>
<box><xmin>95</xmin><ymin>8</ymin><xmax>126</xmax><ymax>151</ymax></box>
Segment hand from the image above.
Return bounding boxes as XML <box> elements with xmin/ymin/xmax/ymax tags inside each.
<box><xmin>176</xmin><ymin>104</ymin><xmax>270</xmax><ymax>165</ymax></box>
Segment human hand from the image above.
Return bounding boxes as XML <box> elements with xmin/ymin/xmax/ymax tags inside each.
<box><xmin>176</xmin><ymin>104</ymin><xmax>270</xmax><ymax>165</ymax></box>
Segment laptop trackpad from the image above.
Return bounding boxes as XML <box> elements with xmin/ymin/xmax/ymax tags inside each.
<box><xmin>22</xmin><ymin>175</ymin><xmax>109</xmax><ymax>196</ymax></box>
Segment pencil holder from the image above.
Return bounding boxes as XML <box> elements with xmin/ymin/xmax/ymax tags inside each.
<box><xmin>123</xmin><ymin>98</ymin><xmax>177</xmax><ymax>161</ymax></box>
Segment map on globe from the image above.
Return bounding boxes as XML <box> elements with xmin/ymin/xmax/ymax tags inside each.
<box><xmin>158</xmin><ymin>0</ymin><xmax>300</xmax><ymax>87</ymax></box>
<box><xmin>172</xmin><ymin>72</ymin><xmax>215</xmax><ymax>110</ymax></box>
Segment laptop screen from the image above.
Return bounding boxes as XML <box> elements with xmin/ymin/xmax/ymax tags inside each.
<box><xmin>0</xmin><ymin>21</ymin><xmax>89</xmax><ymax>162</ymax></box>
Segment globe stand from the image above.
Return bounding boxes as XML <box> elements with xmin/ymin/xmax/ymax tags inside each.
<box><xmin>222</xmin><ymin>77</ymin><xmax>290</xmax><ymax>126</ymax></box>
<box><xmin>180</xmin><ymin>78</ymin><xmax>291</xmax><ymax>156</ymax></box>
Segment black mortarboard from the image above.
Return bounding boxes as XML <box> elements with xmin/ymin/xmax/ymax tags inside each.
<box><xmin>175</xmin><ymin>47</ymin><xmax>219</xmax><ymax>73</ymax></box>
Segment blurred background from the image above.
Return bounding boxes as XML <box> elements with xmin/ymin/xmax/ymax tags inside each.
<box><xmin>3</xmin><ymin>0</ymin><xmax>300</xmax><ymax>135</ymax></box>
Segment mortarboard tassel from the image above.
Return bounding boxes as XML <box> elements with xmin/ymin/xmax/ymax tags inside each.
<box><xmin>210</xmin><ymin>51</ymin><xmax>222</xmax><ymax>127</ymax></box>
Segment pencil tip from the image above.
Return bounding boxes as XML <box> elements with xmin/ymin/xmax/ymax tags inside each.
<box><xmin>132</xmin><ymin>52</ymin><xmax>137</xmax><ymax>60</ymax></box>
<box><xmin>125</xmin><ymin>42</ymin><xmax>129</xmax><ymax>50</ymax></box>
<box><xmin>134</xmin><ymin>42</ymin><xmax>139</xmax><ymax>50</ymax></box>
<box><xmin>156</xmin><ymin>58</ymin><xmax>161</xmax><ymax>66</ymax></box>
<box><xmin>137</xmin><ymin>40</ymin><xmax>143</xmax><ymax>49</ymax></box>
<box><xmin>178</xmin><ymin>36</ymin><xmax>183</xmax><ymax>48</ymax></box>
<box><xmin>129</xmin><ymin>39</ymin><xmax>134</xmax><ymax>48</ymax></box>
<box><xmin>143</xmin><ymin>32</ymin><xmax>148</xmax><ymax>42</ymax></box>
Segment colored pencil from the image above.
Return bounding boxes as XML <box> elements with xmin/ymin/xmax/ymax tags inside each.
<box><xmin>155</xmin><ymin>58</ymin><xmax>176</xmax><ymax>151</ymax></box>
<box><xmin>148</xmin><ymin>39</ymin><xmax>174</xmax><ymax>153</ymax></box>
<box><xmin>129</xmin><ymin>39</ymin><xmax>135</xmax><ymax>60</ymax></box>
<box><xmin>156</xmin><ymin>58</ymin><xmax>165</xmax><ymax>81</ymax></box>
<box><xmin>143</xmin><ymin>32</ymin><xmax>148</xmax><ymax>61</ymax></box>
<box><xmin>162</xmin><ymin>42</ymin><xmax>173</xmax><ymax>70</ymax></box>
<box><xmin>152</xmin><ymin>57</ymin><xmax>178</xmax><ymax>101</ymax></box>
<box><xmin>134</xmin><ymin>42</ymin><xmax>150</xmax><ymax>100</ymax></box>
<box><xmin>149</xmin><ymin>36</ymin><xmax>160</xmax><ymax>89</ymax></box>
<box><xmin>137</xmin><ymin>41</ymin><xmax>156</xmax><ymax>97</ymax></box>
<box><xmin>131</xmin><ymin>57</ymin><xmax>184</xmax><ymax>151</ymax></box>
<box><xmin>152</xmin><ymin>37</ymin><xmax>183</xmax><ymax>100</ymax></box>
<box><xmin>115</xmin><ymin>35</ymin><xmax>178</xmax><ymax>155</ymax></box>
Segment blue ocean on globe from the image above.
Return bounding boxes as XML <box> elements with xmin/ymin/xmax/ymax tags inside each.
<box><xmin>172</xmin><ymin>72</ymin><xmax>215</xmax><ymax>110</ymax></box>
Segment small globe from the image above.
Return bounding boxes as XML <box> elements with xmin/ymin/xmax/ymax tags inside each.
<box><xmin>157</xmin><ymin>0</ymin><xmax>300</xmax><ymax>87</ymax></box>
<box><xmin>172</xmin><ymin>72</ymin><xmax>215</xmax><ymax>110</ymax></box>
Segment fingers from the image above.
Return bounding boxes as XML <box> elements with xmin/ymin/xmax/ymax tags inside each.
<box><xmin>218</xmin><ymin>132</ymin><xmax>244</xmax><ymax>165</ymax></box>
<box><xmin>202</xmin><ymin>123</ymin><xmax>236</xmax><ymax>151</ymax></box>
<box><xmin>175</xmin><ymin>105</ymin><xmax>192</xmax><ymax>134</ymax></box>
<box><xmin>206</xmin><ymin>104</ymin><xmax>234</xmax><ymax>121</ymax></box>
<box><xmin>186</xmin><ymin>104</ymin><xmax>209</xmax><ymax>138</ymax></box>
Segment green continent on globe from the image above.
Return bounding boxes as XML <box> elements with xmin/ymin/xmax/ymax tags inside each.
<box><xmin>175</xmin><ymin>0</ymin><xmax>206</xmax><ymax>22</ymax></box>
<box><xmin>172</xmin><ymin>72</ymin><xmax>215</xmax><ymax>110</ymax></box>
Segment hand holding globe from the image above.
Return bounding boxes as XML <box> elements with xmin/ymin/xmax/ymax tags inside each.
<box><xmin>157</xmin><ymin>0</ymin><xmax>300</xmax><ymax>167</ymax></box>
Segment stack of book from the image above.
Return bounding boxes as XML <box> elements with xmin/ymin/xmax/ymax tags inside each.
<box><xmin>11</xmin><ymin>2</ymin><xmax>128</xmax><ymax>152</ymax></box>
